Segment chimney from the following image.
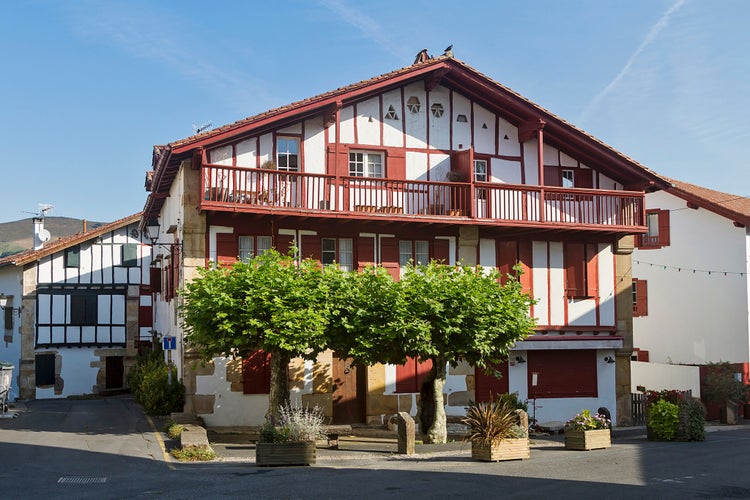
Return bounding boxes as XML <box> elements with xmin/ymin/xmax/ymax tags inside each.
<box><xmin>83</xmin><ymin>219</ymin><xmax>87</xmax><ymax>233</ymax></box>
<box><xmin>33</xmin><ymin>217</ymin><xmax>50</xmax><ymax>250</ymax></box>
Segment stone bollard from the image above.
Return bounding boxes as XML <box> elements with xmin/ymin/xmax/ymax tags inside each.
<box><xmin>514</xmin><ymin>409</ymin><xmax>529</xmax><ymax>431</ymax></box>
<box><xmin>392</xmin><ymin>412</ymin><xmax>415</xmax><ymax>455</ymax></box>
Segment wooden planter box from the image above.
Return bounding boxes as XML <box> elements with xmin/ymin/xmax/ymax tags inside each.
<box><xmin>256</xmin><ymin>441</ymin><xmax>316</xmax><ymax>466</ymax></box>
<box><xmin>564</xmin><ymin>429</ymin><xmax>611</xmax><ymax>450</ymax></box>
<box><xmin>471</xmin><ymin>438</ymin><xmax>530</xmax><ymax>462</ymax></box>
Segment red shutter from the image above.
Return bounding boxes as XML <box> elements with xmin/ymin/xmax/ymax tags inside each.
<box><xmin>171</xmin><ymin>242</ymin><xmax>180</xmax><ymax>297</ymax></box>
<box><xmin>395</xmin><ymin>357</ymin><xmax>417</xmax><ymax>393</ymax></box>
<box><xmin>658</xmin><ymin>210</ymin><xmax>670</xmax><ymax>246</ymax></box>
<box><xmin>474</xmin><ymin>361</ymin><xmax>509</xmax><ymax>402</ymax></box>
<box><xmin>380</xmin><ymin>237</ymin><xmax>400</xmax><ymax>280</ymax></box>
<box><xmin>543</xmin><ymin>166</ymin><xmax>561</xmax><ymax>187</ymax></box>
<box><xmin>357</xmin><ymin>236</ymin><xmax>375</xmax><ymax>270</ymax></box>
<box><xmin>518</xmin><ymin>240</ymin><xmax>533</xmax><ymax>295</ymax></box>
<box><xmin>565</xmin><ymin>243</ymin><xmax>585</xmax><ymax>298</ymax></box>
<box><xmin>575</xmin><ymin>169</ymin><xmax>593</xmax><ymax>189</ymax></box>
<box><xmin>395</xmin><ymin>357</ymin><xmax>433</xmax><ymax>393</ymax></box>
<box><xmin>164</xmin><ymin>265</ymin><xmax>172</xmax><ymax>301</ymax></box>
<box><xmin>634</xmin><ymin>279</ymin><xmax>648</xmax><ymax>317</ymax></box>
<box><xmin>139</xmin><ymin>305</ymin><xmax>153</xmax><ymax>327</ymax></box>
<box><xmin>585</xmin><ymin>243</ymin><xmax>599</xmax><ymax>298</ymax></box>
<box><xmin>496</xmin><ymin>240</ymin><xmax>517</xmax><ymax>285</ymax></box>
<box><xmin>433</xmin><ymin>238</ymin><xmax>450</xmax><ymax>264</ymax></box>
<box><xmin>415</xmin><ymin>357</ymin><xmax>434</xmax><ymax>391</ymax></box>
<box><xmin>387</xmin><ymin>150</ymin><xmax>406</xmax><ymax>180</ymax></box>
<box><xmin>149</xmin><ymin>266</ymin><xmax>162</xmax><ymax>293</ymax></box>
<box><xmin>243</xmin><ymin>350</ymin><xmax>271</xmax><ymax>394</ymax></box>
<box><xmin>216</xmin><ymin>233</ymin><xmax>238</xmax><ymax>266</ymax></box>
<box><xmin>301</xmin><ymin>234</ymin><xmax>321</xmax><ymax>262</ymax></box>
<box><xmin>275</xmin><ymin>234</ymin><xmax>295</xmax><ymax>255</ymax></box>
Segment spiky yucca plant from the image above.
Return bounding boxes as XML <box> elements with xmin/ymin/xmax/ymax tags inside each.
<box><xmin>463</xmin><ymin>400</ymin><xmax>522</xmax><ymax>446</ymax></box>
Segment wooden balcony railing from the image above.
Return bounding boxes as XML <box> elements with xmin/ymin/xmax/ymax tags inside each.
<box><xmin>201</xmin><ymin>164</ymin><xmax>644</xmax><ymax>230</ymax></box>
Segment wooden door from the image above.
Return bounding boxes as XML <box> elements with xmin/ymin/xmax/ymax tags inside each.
<box><xmin>331</xmin><ymin>355</ymin><xmax>366</xmax><ymax>424</ymax></box>
<box><xmin>106</xmin><ymin>356</ymin><xmax>124</xmax><ymax>389</ymax></box>
<box><xmin>474</xmin><ymin>361</ymin><xmax>509</xmax><ymax>402</ymax></box>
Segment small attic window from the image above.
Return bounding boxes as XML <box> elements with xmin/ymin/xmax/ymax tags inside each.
<box><xmin>384</xmin><ymin>105</ymin><xmax>399</xmax><ymax>120</ymax></box>
<box><xmin>407</xmin><ymin>96</ymin><xmax>421</xmax><ymax>113</ymax></box>
<box><xmin>430</xmin><ymin>103</ymin><xmax>444</xmax><ymax>118</ymax></box>
<box><xmin>456</xmin><ymin>114</ymin><xmax>468</xmax><ymax>123</ymax></box>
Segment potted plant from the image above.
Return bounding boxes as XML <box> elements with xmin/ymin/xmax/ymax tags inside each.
<box><xmin>255</xmin><ymin>402</ymin><xmax>326</xmax><ymax>466</ymax></box>
<box><xmin>463</xmin><ymin>400</ymin><xmax>529</xmax><ymax>461</ymax></box>
<box><xmin>564</xmin><ymin>409</ymin><xmax>611</xmax><ymax>450</ymax></box>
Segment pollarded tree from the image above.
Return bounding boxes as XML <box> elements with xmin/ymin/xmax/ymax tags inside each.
<box><xmin>327</xmin><ymin>261</ymin><xmax>536</xmax><ymax>444</ymax></box>
<box><xmin>400</xmin><ymin>262</ymin><xmax>536</xmax><ymax>443</ymax></box>
<box><xmin>180</xmin><ymin>249</ymin><xmax>330</xmax><ymax>419</ymax></box>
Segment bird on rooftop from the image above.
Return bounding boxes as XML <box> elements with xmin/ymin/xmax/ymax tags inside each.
<box><xmin>444</xmin><ymin>45</ymin><xmax>454</xmax><ymax>57</ymax></box>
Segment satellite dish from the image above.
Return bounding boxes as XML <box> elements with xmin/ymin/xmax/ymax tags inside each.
<box><xmin>39</xmin><ymin>229</ymin><xmax>51</xmax><ymax>242</ymax></box>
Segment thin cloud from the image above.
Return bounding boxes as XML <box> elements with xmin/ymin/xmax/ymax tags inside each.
<box><xmin>65</xmin><ymin>2</ymin><xmax>273</xmax><ymax>110</ymax></box>
<box><xmin>320</xmin><ymin>0</ymin><xmax>410</xmax><ymax>60</ymax></box>
<box><xmin>579</xmin><ymin>0</ymin><xmax>686</xmax><ymax>124</ymax></box>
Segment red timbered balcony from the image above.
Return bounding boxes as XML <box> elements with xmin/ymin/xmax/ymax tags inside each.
<box><xmin>201</xmin><ymin>165</ymin><xmax>645</xmax><ymax>232</ymax></box>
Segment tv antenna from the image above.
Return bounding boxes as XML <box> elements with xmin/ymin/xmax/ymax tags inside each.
<box><xmin>192</xmin><ymin>121</ymin><xmax>213</xmax><ymax>134</ymax></box>
<box><xmin>22</xmin><ymin>203</ymin><xmax>54</xmax><ymax>219</ymax></box>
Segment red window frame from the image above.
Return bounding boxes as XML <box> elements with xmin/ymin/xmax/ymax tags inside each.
<box><xmin>639</xmin><ymin>209</ymin><xmax>670</xmax><ymax>248</ymax></box>
<box><xmin>565</xmin><ymin>243</ymin><xmax>598</xmax><ymax>299</ymax></box>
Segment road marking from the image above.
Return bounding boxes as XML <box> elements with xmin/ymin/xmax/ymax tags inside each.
<box><xmin>146</xmin><ymin>414</ymin><xmax>176</xmax><ymax>471</ymax></box>
<box><xmin>58</xmin><ymin>476</ymin><xmax>107</xmax><ymax>484</ymax></box>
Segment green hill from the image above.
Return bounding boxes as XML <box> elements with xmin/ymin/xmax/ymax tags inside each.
<box><xmin>0</xmin><ymin>217</ymin><xmax>104</xmax><ymax>258</ymax></box>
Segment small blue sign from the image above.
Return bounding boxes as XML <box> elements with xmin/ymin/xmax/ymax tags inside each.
<box><xmin>163</xmin><ymin>336</ymin><xmax>176</xmax><ymax>350</ymax></box>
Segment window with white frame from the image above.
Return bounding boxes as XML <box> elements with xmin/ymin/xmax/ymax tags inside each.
<box><xmin>399</xmin><ymin>240</ymin><xmax>429</xmax><ymax>267</ymax></box>
<box><xmin>562</xmin><ymin>169</ymin><xmax>574</xmax><ymax>188</ymax></box>
<box><xmin>349</xmin><ymin>151</ymin><xmax>383</xmax><ymax>178</ymax></box>
<box><xmin>238</xmin><ymin>236</ymin><xmax>273</xmax><ymax>261</ymax></box>
<box><xmin>276</xmin><ymin>137</ymin><xmax>299</xmax><ymax>171</ymax></box>
<box><xmin>321</xmin><ymin>238</ymin><xmax>353</xmax><ymax>271</ymax></box>
<box><xmin>473</xmin><ymin>160</ymin><xmax>488</xmax><ymax>182</ymax></box>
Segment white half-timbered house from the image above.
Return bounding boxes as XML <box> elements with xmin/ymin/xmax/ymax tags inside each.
<box><xmin>0</xmin><ymin>213</ymin><xmax>152</xmax><ymax>400</ymax></box>
<box><xmin>632</xmin><ymin>179</ymin><xmax>750</xmax><ymax>397</ymax></box>
<box><xmin>143</xmin><ymin>53</ymin><xmax>670</xmax><ymax>427</ymax></box>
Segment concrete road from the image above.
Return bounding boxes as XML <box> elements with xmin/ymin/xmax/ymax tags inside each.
<box><xmin>1</xmin><ymin>396</ymin><xmax>750</xmax><ymax>499</ymax></box>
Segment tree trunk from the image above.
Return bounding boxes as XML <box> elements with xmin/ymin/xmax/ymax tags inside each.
<box><xmin>267</xmin><ymin>350</ymin><xmax>291</xmax><ymax>421</ymax></box>
<box><xmin>417</xmin><ymin>356</ymin><xmax>447</xmax><ymax>444</ymax></box>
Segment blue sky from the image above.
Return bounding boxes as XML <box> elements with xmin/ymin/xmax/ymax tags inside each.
<box><xmin>1</xmin><ymin>0</ymin><xmax>748</xmax><ymax>223</ymax></box>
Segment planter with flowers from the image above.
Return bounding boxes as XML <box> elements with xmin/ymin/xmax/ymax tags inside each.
<box><xmin>564</xmin><ymin>409</ymin><xmax>611</xmax><ymax>451</ymax></box>
<box><xmin>463</xmin><ymin>400</ymin><xmax>530</xmax><ymax>461</ymax></box>
<box><xmin>256</xmin><ymin>403</ymin><xmax>326</xmax><ymax>466</ymax></box>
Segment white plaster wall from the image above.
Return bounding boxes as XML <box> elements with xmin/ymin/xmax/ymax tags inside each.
<box><xmin>560</xmin><ymin>152</ymin><xmax>577</xmax><ymax>168</ymax></box>
<box><xmin>451</xmin><ymin>92</ymin><xmax>471</xmax><ymax>150</ymax></box>
<box><xmin>531</xmin><ymin>241</ymin><xmax>549</xmax><ymax>324</ymax></box>
<box><xmin>497</xmin><ymin>117</ymin><xmax>520</xmax><ymax>157</ymax></box>
<box><xmin>406</xmin><ymin>151</ymin><xmax>428</xmax><ymax>181</ymax></box>
<box><xmin>597</xmin><ymin>243</ymin><xmax>616</xmax><ymax>326</ymax></box>
<box><xmin>304</xmin><ymin>119</ymin><xmax>326</xmax><ymax>175</ymax></box>
<box><xmin>633</xmin><ymin>190</ymin><xmax>750</xmax><ymax>364</ymax></box>
<box><xmin>404</xmin><ymin>83</ymin><xmax>427</xmax><ymax>149</ymax></box>
<box><xmin>492</xmin><ymin>158</ymin><xmax>522</xmax><ymax>184</ymax></box>
<box><xmin>35</xmin><ymin>348</ymin><xmax>99</xmax><ymax>399</ymax></box>
<box><xmin>258</xmin><ymin>133</ymin><xmax>274</xmax><ymax>165</ymax></box>
<box><xmin>0</xmin><ymin>267</ymin><xmax>23</xmax><ymax>400</ymax></box>
<box><xmin>278</xmin><ymin>123</ymin><xmax>302</xmax><ymax>135</ymax></box>
<box><xmin>428</xmin><ymin>153</ymin><xmax>450</xmax><ymax>183</ymax></box>
<box><xmin>208</xmin><ymin>145</ymin><xmax>232</xmax><ymax>165</ymax></box>
<box><xmin>473</xmin><ymin>104</ymin><xmax>495</xmax><ymax>155</ymax></box>
<box><xmin>235</xmin><ymin>138</ymin><xmax>257</xmax><ymax>168</ymax></box>
<box><xmin>195</xmin><ymin>357</ymin><xmax>269</xmax><ymax>426</ymax></box>
<box><xmin>355</xmin><ymin>97</ymin><xmax>380</xmax><ymax>146</ymax></box>
<box><xmin>630</xmin><ymin>361</ymin><xmax>701</xmax><ymax>396</ymax></box>
<box><xmin>479</xmin><ymin>238</ymin><xmax>495</xmax><ymax>269</ymax></box>
<box><xmin>522</xmin><ymin>141</ymin><xmax>539</xmax><ymax>185</ymax></box>
<box><xmin>382</xmin><ymin>89</ymin><xmax>404</xmax><ymax>147</ymax></box>
<box><xmin>548</xmin><ymin>242</ymin><xmax>565</xmax><ymax>325</ymax></box>
<box><xmin>428</xmin><ymin>85</ymin><xmax>450</xmax><ymax>150</ymax></box>
<box><xmin>339</xmin><ymin>106</ymin><xmax>355</xmax><ymax>144</ymax></box>
<box><xmin>543</xmin><ymin>144</ymin><xmax>558</xmax><ymax>165</ymax></box>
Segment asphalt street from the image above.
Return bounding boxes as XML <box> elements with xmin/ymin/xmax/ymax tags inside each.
<box><xmin>1</xmin><ymin>396</ymin><xmax>749</xmax><ymax>499</ymax></box>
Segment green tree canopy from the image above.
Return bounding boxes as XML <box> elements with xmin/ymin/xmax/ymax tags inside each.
<box><xmin>180</xmin><ymin>249</ymin><xmax>330</xmax><ymax>417</ymax></box>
